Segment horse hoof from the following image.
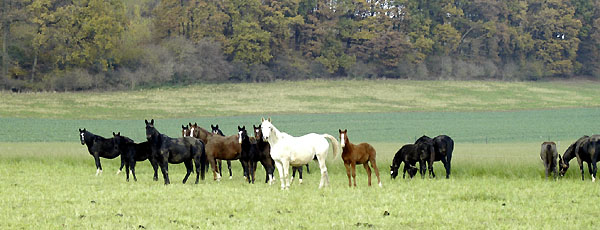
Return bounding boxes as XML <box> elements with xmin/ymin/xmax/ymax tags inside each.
<box><xmin>116</xmin><ymin>170</ymin><xmax>122</xmax><ymax>175</ymax></box>
<box><xmin>299</xmin><ymin>179</ymin><xmax>303</xmax><ymax>184</ymax></box>
<box><xmin>378</xmin><ymin>182</ymin><xmax>383</xmax><ymax>188</ymax></box>
<box><xmin>230</xmin><ymin>176</ymin><xmax>233</xmax><ymax>180</ymax></box>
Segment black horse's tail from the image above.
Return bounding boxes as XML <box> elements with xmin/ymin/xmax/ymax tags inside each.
<box><xmin>199</xmin><ymin>140</ymin><xmax>207</xmax><ymax>180</ymax></box>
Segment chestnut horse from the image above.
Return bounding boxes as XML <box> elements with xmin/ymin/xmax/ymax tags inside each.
<box><xmin>339</xmin><ymin>129</ymin><xmax>382</xmax><ymax>187</ymax></box>
<box><xmin>540</xmin><ymin>141</ymin><xmax>558</xmax><ymax>179</ymax></box>
<box><xmin>187</xmin><ymin>123</ymin><xmax>241</xmax><ymax>181</ymax></box>
<box><xmin>182</xmin><ymin>123</ymin><xmax>234</xmax><ymax>178</ymax></box>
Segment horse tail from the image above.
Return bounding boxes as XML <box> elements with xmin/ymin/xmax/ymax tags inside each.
<box><xmin>199</xmin><ymin>140</ymin><xmax>207</xmax><ymax>180</ymax></box>
<box><xmin>322</xmin><ymin>134</ymin><xmax>339</xmax><ymax>159</ymax></box>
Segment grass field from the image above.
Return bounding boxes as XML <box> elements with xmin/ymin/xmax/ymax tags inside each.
<box><xmin>1</xmin><ymin>79</ymin><xmax>600</xmax><ymax>229</ymax></box>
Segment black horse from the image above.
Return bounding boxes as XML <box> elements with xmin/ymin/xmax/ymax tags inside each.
<box><xmin>79</xmin><ymin>128</ymin><xmax>124</xmax><ymax>176</ymax></box>
<box><xmin>559</xmin><ymin>136</ymin><xmax>592</xmax><ymax>179</ymax></box>
<box><xmin>390</xmin><ymin>144</ymin><xmax>421</xmax><ymax>179</ymax></box>
<box><xmin>253</xmin><ymin>124</ymin><xmax>276</xmax><ymax>184</ymax></box>
<box><xmin>113</xmin><ymin>132</ymin><xmax>159</xmax><ymax>182</ymax></box>
<box><xmin>414</xmin><ymin>136</ymin><xmax>436</xmax><ymax>178</ymax></box>
<box><xmin>238</xmin><ymin>126</ymin><xmax>258</xmax><ymax>183</ymax></box>
<box><xmin>211</xmin><ymin>124</ymin><xmax>235</xmax><ymax>178</ymax></box>
<box><xmin>145</xmin><ymin>119</ymin><xmax>206</xmax><ymax>185</ymax></box>
<box><xmin>431</xmin><ymin>135</ymin><xmax>454</xmax><ymax>179</ymax></box>
<box><xmin>574</xmin><ymin>135</ymin><xmax>600</xmax><ymax>181</ymax></box>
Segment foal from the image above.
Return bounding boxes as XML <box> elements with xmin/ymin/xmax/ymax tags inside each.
<box><xmin>339</xmin><ymin>129</ymin><xmax>382</xmax><ymax>187</ymax></box>
<box><xmin>540</xmin><ymin>141</ymin><xmax>558</xmax><ymax>179</ymax></box>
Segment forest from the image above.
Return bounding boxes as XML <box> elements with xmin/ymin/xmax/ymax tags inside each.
<box><xmin>1</xmin><ymin>0</ymin><xmax>599</xmax><ymax>91</ymax></box>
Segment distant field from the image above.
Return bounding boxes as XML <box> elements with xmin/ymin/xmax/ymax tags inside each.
<box><xmin>1</xmin><ymin>79</ymin><xmax>599</xmax><ymax>119</ymax></box>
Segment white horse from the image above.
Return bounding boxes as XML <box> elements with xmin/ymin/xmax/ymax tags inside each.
<box><xmin>260</xmin><ymin>118</ymin><xmax>339</xmax><ymax>190</ymax></box>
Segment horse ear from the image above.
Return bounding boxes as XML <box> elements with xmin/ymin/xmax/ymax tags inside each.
<box><xmin>182</xmin><ymin>125</ymin><xmax>185</xmax><ymax>129</ymax></box>
<box><xmin>268</xmin><ymin>117</ymin><xmax>271</xmax><ymax>122</ymax></box>
<box><xmin>117</xmin><ymin>132</ymin><xmax>120</xmax><ymax>136</ymax></box>
<box><xmin>189</xmin><ymin>122</ymin><xmax>192</xmax><ymax>127</ymax></box>
<box><xmin>194</xmin><ymin>122</ymin><xmax>197</xmax><ymax>126</ymax></box>
<box><xmin>79</xmin><ymin>128</ymin><xmax>82</xmax><ymax>132</ymax></box>
<box><xmin>242</xmin><ymin>125</ymin><xmax>245</xmax><ymax>129</ymax></box>
<box><xmin>113</xmin><ymin>132</ymin><xmax>116</xmax><ymax>136</ymax></box>
<box><xmin>339</xmin><ymin>129</ymin><xmax>342</xmax><ymax>133</ymax></box>
<box><xmin>344</xmin><ymin>129</ymin><xmax>347</xmax><ymax>132</ymax></box>
<box><xmin>261</xmin><ymin>117</ymin><xmax>265</xmax><ymax>122</ymax></box>
<box><xmin>150</xmin><ymin>119</ymin><xmax>154</xmax><ymax>125</ymax></box>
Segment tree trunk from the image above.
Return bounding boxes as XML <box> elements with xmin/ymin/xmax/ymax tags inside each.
<box><xmin>31</xmin><ymin>51</ymin><xmax>38</xmax><ymax>82</ymax></box>
<box><xmin>2</xmin><ymin>0</ymin><xmax>8</xmax><ymax>86</ymax></box>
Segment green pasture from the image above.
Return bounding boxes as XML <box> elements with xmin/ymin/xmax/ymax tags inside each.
<box><xmin>1</xmin><ymin>79</ymin><xmax>600</xmax><ymax>229</ymax></box>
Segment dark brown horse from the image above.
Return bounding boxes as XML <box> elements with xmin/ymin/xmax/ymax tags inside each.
<box><xmin>574</xmin><ymin>135</ymin><xmax>600</xmax><ymax>181</ymax></box>
<box><xmin>183</xmin><ymin>123</ymin><xmax>234</xmax><ymax>178</ymax></box>
<box><xmin>540</xmin><ymin>141</ymin><xmax>558</xmax><ymax>179</ymax></box>
<box><xmin>113</xmin><ymin>132</ymin><xmax>159</xmax><ymax>182</ymax></box>
<box><xmin>339</xmin><ymin>129</ymin><xmax>382</xmax><ymax>187</ymax></box>
<box><xmin>253</xmin><ymin>124</ymin><xmax>276</xmax><ymax>184</ymax></box>
<box><xmin>559</xmin><ymin>136</ymin><xmax>593</xmax><ymax>179</ymax></box>
<box><xmin>79</xmin><ymin>128</ymin><xmax>124</xmax><ymax>176</ymax></box>
<box><xmin>188</xmin><ymin>123</ymin><xmax>242</xmax><ymax>181</ymax></box>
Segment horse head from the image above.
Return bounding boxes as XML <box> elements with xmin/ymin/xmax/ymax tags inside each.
<box><xmin>558</xmin><ymin>154</ymin><xmax>569</xmax><ymax>177</ymax></box>
<box><xmin>260</xmin><ymin>117</ymin><xmax>273</xmax><ymax>142</ymax></box>
<box><xmin>253</xmin><ymin>125</ymin><xmax>262</xmax><ymax>140</ymax></box>
<box><xmin>211</xmin><ymin>124</ymin><xmax>224</xmax><ymax>136</ymax></box>
<box><xmin>112</xmin><ymin>132</ymin><xmax>132</xmax><ymax>152</ymax></box>
<box><xmin>390</xmin><ymin>165</ymin><xmax>399</xmax><ymax>179</ymax></box>
<box><xmin>78</xmin><ymin>128</ymin><xmax>87</xmax><ymax>145</ymax></box>
<box><xmin>182</xmin><ymin>124</ymin><xmax>190</xmax><ymax>137</ymax></box>
<box><xmin>145</xmin><ymin>119</ymin><xmax>157</xmax><ymax>141</ymax></box>
<box><xmin>238</xmin><ymin>126</ymin><xmax>246</xmax><ymax>144</ymax></box>
<box><xmin>339</xmin><ymin>129</ymin><xmax>348</xmax><ymax>148</ymax></box>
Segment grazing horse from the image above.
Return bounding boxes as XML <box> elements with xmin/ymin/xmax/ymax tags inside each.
<box><xmin>113</xmin><ymin>132</ymin><xmax>159</xmax><ymax>182</ymax></box>
<box><xmin>260</xmin><ymin>118</ymin><xmax>339</xmax><ymax>190</ymax></box>
<box><xmin>559</xmin><ymin>136</ymin><xmax>593</xmax><ymax>179</ymax></box>
<box><xmin>574</xmin><ymin>135</ymin><xmax>600</xmax><ymax>182</ymax></box>
<box><xmin>79</xmin><ymin>128</ymin><xmax>124</xmax><ymax>176</ymax></box>
<box><xmin>390</xmin><ymin>144</ymin><xmax>420</xmax><ymax>179</ymax></box>
<box><xmin>540</xmin><ymin>141</ymin><xmax>558</xmax><ymax>179</ymax></box>
<box><xmin>414</xmin><ymin>136</ymin><xmax>435</xmax><ymax>178</ymax></box>
<box><xmin>145</xmin><ymin>119</ymin><xmax>206</xmax><ymax>185</ymax></box>
<box><xmin>431</xmin><ymin>135</ymin><xmax>454</xmax><ymax>179</ymax></box>
<box><xmin>339</xmin><ymin>129</ymin><xmax>382</xmax><ymax>187</ymax></box>
<box><xmin>253</xmin><ymin>125</ymin><xmax>276</xmax><ymax>184</ymax></box>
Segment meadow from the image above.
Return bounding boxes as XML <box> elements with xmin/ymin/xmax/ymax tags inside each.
<box><xmin>1</xmin><ymin>79</ymin><xmax>600</xmax><ymax>229</ymax></box>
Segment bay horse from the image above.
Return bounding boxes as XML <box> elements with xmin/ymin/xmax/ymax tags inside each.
<box><xmin>540</xmin><ymin>141</ymin><xmax>558</xmax><ymax>179</ymax></box>
<box><xmin>390</xmin><ymin>144</ymin><xmax>419</xmax><ymax>179</ymax></box>
<box><xmin>238</xmin><ymin>126</ymin><xmax>258</xmax><ymax>183</ymax></box>
<box><xmin>260</xmin><ymin>118</ymin><xmax>339</xmax><ymax>190</ymax></box>
<box><xmin>79</xmin><ymin>128</ymin><xmax>124</xmax><ymax>176</ymax></box>
<box><xmin>211</xmin><ymin>124</ymin><xmax>240</xmax><ymax>179</ymax></box>
<box><xmin>339</xmin><ymin>129</ymin><xmax>382</xmax><ymax>187</ymax></box>
<box><xmin>187</xmin><ymin>123</ymin><xmax>241</xmax><ymax>181</ymax></box>
<box><xmin>145</xmin><ymin>119</ymin><xmax>206</xmax><ymax>185</ymax></box>
<box><xmin>574</xmin><ymin>135</ymin><xmax>600</xmax><ymax>182</ymax></box>
<box><xmin>112</xmin><ymin>132</ymin><xmax>159</xmax><ymax>182</ymax></box>
<box><xmin>253</xmin><ymin>124</ymin><xmax>276</xmax><ymax>184</ymax></box>
<box><xmin>559</xmin><ymin>136</ymin><xmax>593</xmax><ymax>179</ymax></box>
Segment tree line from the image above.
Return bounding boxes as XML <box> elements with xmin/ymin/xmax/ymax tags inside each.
<box><xmin>1</xmin><ymin>0</ymin><xmax>599</xmax><ymax>91</ymax></box>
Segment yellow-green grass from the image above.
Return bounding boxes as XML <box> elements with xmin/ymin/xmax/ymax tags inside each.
<box><xmin>1</xmin><ymin>142</ymin><xmax>598</xmax><ymax>229</ymax></box>
<box><xmin>1</xmin><ymin>79</ymin><xmax>599</xmax><ymax>119</ymax></box>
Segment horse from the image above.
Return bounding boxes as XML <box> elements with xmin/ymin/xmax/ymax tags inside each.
<box><xmin>559</xmin><ymin>136</ymin><xmax>593</xmax><ymax>179</ymax></box>
<box><xmin>540</xmin><ymin>141</ymin><xmax>558</xmax><ymax>179</ymax></box>
<box><xmin>112</xmin><ymin>132</ymin><xmax>159</xmax><ymax>182</ymax></box>
<box><xmin>79</xmin><ymin>128</ymin><xmax>124</xmax><ymax>176</ymax></box>
<box><xmin>414</xmin><ymin>136</ymin><xmax>435</xmax><ymax>178</ymax></box>
<box><xmin>574</xmin><ymin>135</ymin><xmax>600</xmax><ymax>181</ymax></box>
<box><xmin>339</xmin><ymin>129</ymin><xmax>382</xmax><ymax>187</ymax></box>
<box><xmin>421</xmin><ymin>135</ymin><xmax>455</xmax><ymax>179</ymax></box>
<box><xmin>390</xmin><ymin>144</ymin><xmax>420</xmax><ymax>179</ymax></box>
<box><xmin>145</xmin><ymin>119</ymin><xmax>206</xmax><ymax>185</ymax></box>
<box><xmin>253</xmin><ymin>124</ymin><xmax>276</xmax><ymax>184</ymax></box>
<box><xmin>188</xmin><ymin>123</ymin><xmax>241</xmax><ymax>181</ymax></box>
<box><xmin>210</xmin><ymin>124</ymin><xmax>235</xmax><ymax>178</ymax></box>
<box><xmin>238</xmin><ymin>126</ymin><xmax>259</xmax><ymax>183</ymax></box>
<box><xmin>260</xmin><ymin>118</ymin><xmax>339</xmax><ymax>190</ymax></box>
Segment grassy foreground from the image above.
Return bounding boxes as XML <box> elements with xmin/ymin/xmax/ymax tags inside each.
<box><xmin>1</xmin><ymin>79</ymin><xmax>599</xmax><ymax>119</ymax></box>
<box><xmin>2</xmin><ymin>142</ymin><xmax>599</xmax><ymax>229</ymax></box>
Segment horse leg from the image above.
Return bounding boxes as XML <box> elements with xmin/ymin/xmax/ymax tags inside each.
<box><xmin>344</xmin><ymin>163</ymin><xmax>352</xmax><ymax>187</ymax></box>
<box><xmin>182</xmin><ymin>160</ymin><xmax>193</xmax><ymax>184</ymax></box>
<box><xmin>227</xmin><ymin>160</ymin><xmax>233</xmax><ymax>179</ymax></box>
<box><xmin>159</xmin><ymin>156</ymin><xmax>170</xmax><ymax>185</ymax></box>
<box><xmin>370</xmin><ymin>157</ymin><xmax>382</xmax><ymax>187</ymax></box>
<box><xmin>298</xmin><ymin>166</ymin><xmax>304</xmax><ymax>184</ymax></box>
<box><xmin>282</xmin><ymin>161</ymin><xmax>290</xmax><ymax>189</ymax></box>
<box><xmin>316</xmin><ymin>155</ymin><xmax>329</xmax><ymax>188</ymax></box>
<box><xmin>441</xmin><ymin>157</ymin><xmax>450</xmax><ymax>179</ymax></box>
<box><xmin>118</xmin><ymin>157</ymin><xmax>125</xmax><ymax>175</ymax></box>
<box><xmin>587</xmin><ymin>162</ymin><xmax>594</xmax><ymax>182</ymax></box>
<box><xmin>252</xmin><ymin>161</ymin><xmax>257</xmax><ymax>184</ymax></box>
<box><xmin>274</xmin><ymin>160</ymin><xmax>285</xmax><ymax>190</ymax></box>
<box><xmin>94</xmin><ymin>154</ymin><xmax>103</xmax><ymax>176</ymax></box>
<box><xmin>363</xmin><ymin>162</ymin><xmax>372</xmax><ymax>187</ymax></box>
<box><xmin>290</xmin><ymin>167</ymin><xmax>296</xmax><ymax>185</ymax></box>
<box><xmin>306</xmin><ymin>163</ymin><xmax>310</xmax><ymax>174</ymax></box>
<box><xmin>351</xmin><ymin>162</ymin><xmax>357</xmax><ymax>187</ymax></box>
<box><xmin>194</xmin><ymin>155</ymin><xmax>202</xmax><ymax>184</ymax></box>
<box><xmin>125</xmin><ymin>160</ymin><xmax>130</xmax><ymax>182</ymax></box>
<box><xmin>131</xmin><ymin>160</ymin><xmax>138</xmax><ymax>182</ymax></box>
<box><xmin>217</xmin><ymin>160</ymin><xmax>223</xmax><ymax>177</ymax></box>
<box><xmin>150</xmin><ymin>156</ymin><xmax>159</xmax><ymax>181</ymax></box>
<box><xmin>420</xmin><ymin>161</ymin><xmax>427</xmax><ymax>179</ymax></box>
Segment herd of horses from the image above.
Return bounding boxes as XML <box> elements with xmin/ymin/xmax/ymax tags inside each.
<box><xmin>540</xmin><ymin>135</ymin><xmax>600</xmax><ymax>181</ymax></box>
<box><xmin>81</xmin><ymin>118</ymin><xmax>599</xmax><ymax>189</ymax></box>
